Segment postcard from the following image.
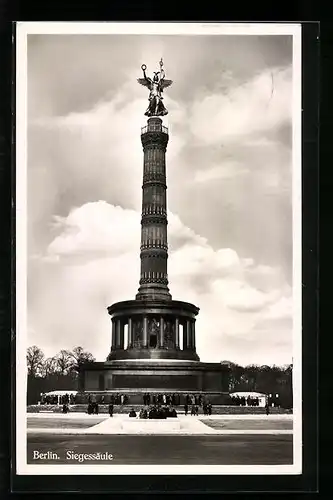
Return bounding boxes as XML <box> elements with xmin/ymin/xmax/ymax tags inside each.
<box><xmin>15</xmin><ymin>21</ymin><xmax>302</xmax><ymax>476</ymax></box>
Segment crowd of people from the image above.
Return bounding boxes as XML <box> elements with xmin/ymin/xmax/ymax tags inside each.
<box><xmin>103</xmin><ymin>394</ymin><xmax>129</xmax><ymax>405</ymax></box>
<box><xmin>40</xmin><ymin>392</ymin><xmax>212</xmax><ymax>407</ymax></box>
<box><xmin>40</xmin><ymin>393</ymin><xmax>76</xmax><ymax>405</ymax></box>
<box><xmin>41</xmin><ymin>391</ymin><xmax>279</xmax><ymax>417</ymax></box>
<box><xmin>87</xmin><ymin>393</ymin><xmax>129</xmax><ymax>405</ymax></box>
<box><xmin>229</xmin><ymin>394</ymin><xmax>281</xmax><ymax>408</ymax></box>
<box><xmin>37</xmin><ymin>389</ymin><xmax>283</xmax><ymax>419</ymax></box>
<box><xmin>65</xmin><ymin>398</ymin><xmax>272</xmax><ymax>416</ymax></box>
<box><xmin>183</xmin><ymin>402</ymin><xmax>213</xmax><ymax>416</ymax></box>
<box><xmin>230</xmin><ymin>395</ymin><xmax>262</xmax><ymax>407</ymax></box>
<box><xmin>142</xmin><ymin>393</ymin><xmax>206</xmax><ymax>406</ymax></box>
<box><xmin>39</xmin><ymin>391</ymin><xmax>214</xmax><ymax>416</ymax></box>
<box><xmin>124</xmin><ymin>402</ymin><xmax>212</xmax><ymax>419</ymax></box>
<box><xmin>39</xmin><ymin>392</ymin><xmax>130</xmax><ymax>405</ymax></box>
<box><xmin>127</xmin><ymin>405</ymin><xmax>178</xmax><ymax>419</ymax></box>
<box><xmin>87</xmin><ymin>402</ymin><xmax>100</xmax><ymax>414</ymax></box>
<box><xmin>39</xmin><ymin>390</ymin><xmax>282</xmax><ymax>412</ymax></box>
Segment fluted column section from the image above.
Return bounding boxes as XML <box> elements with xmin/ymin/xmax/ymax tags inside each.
<box><xmin>191</xmin><ymin>320</ymin><xmax>196</xmax><ymax>350</ymax></box>
<box><xmin>136</xmin><ymin>117</ymin><xmax>172</xmax><ymax>302</ymax></box>
<box><xmin>119</xmin><ymin>321</ymin><xmax>124</xmax><ymax>349</ymax></box>
<box><xmin>182</xmin><ymin>322</ymin><xmax>187</xmax><ymax>350</ymax></box>
<box><xmin>111</xmin><ymin>319</ymin><xmax>116</xmax><ymax>350</ymax></box>
<box><xmin>143</xmin><ymin>316</ymin><xmax>148</xmax><ymax>348</ymax></box>
<box><xmin>160</xmin><ymin>317</ymin><xmax>164</xmax><ymax>348</ymax></box>
<box><xmin>128</xmin><ymin>318</ymin><xmax>133</xmax><ymax>348</ymax></box>
<box><xmin>116</xmin><ymin>320</ymin><xmax>121</xmax><ymax>348</ymax></box>
<box><xmin>175</xmin><ymin>317</ymin><xmax>180</xmax><ymax>348</ymax></box>
<box><xmin>186</xmin><ymin>320</ymin><xmax>191</xmax><ymax>349</ymax></box>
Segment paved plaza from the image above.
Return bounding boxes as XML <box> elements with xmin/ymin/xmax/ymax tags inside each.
<box><xmin>26</xmin><ymin>413</ymin><xmax>293</xmax><ymax>465</ymax></box>
<box><xmin>27</xmin><ymin>412</ymin><xmax>293</xmax><ymax>435</ymax></box>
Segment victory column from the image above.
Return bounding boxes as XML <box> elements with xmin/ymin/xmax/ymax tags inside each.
<box><xmin>79</xmin><ymin>60</ymin><xmax>229</xmax><ymax>403</ymax></box>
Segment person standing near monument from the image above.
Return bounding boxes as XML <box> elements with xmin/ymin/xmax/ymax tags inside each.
<box><xmin>108</xmin><ymin>403</ymin><xmax>114</xmax><ymax>417</ymax></box>
<box><xmin>129</xmin><ymin>408</ymin><xmax>137</xmax><ymax>417</ymax></box>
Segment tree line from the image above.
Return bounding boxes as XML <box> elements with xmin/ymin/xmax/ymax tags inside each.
<box><xmin>26</xmin><ymin>346</ymin><xmax>293</xmax><ymax>408</ymax></box>
<box><xmin>26</xmin><ymin>345</ymin><xmax>95</xmax><ymax>404</ymax></box>
<box><xmin>221</xmin><ymin>361</ymin><xmax>293</xmax><ymax>408</ymax></box>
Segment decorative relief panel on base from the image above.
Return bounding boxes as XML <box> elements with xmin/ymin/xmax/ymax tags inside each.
<box><xmin>132</xmin><ymin>319</ymin><xmax>143</xmax><ymax>348</ymax></box>
<box><xmin>164</xmin><ymin>320</ymin><xmax>175</xmax><ymax>349</ymax></box>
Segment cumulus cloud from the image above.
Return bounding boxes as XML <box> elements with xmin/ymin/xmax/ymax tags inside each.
<box><xmin>28</xmin><ymin>201</ymin><xmax>292</xmax><ymax>365</ymax></box>
<box><xmin>48</xmin><ymin>202</ymin><xmax>140</xmax><ymax>258</ymax></box>
<box><xmin>189</xmin><ymin>66</ymin><xmax>292</xmax><ymax>146</ymax></box>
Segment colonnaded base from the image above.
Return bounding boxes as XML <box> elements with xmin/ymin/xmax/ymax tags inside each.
<box><xmin>78</xmin><ymin>360</ymin><xmax>230</xmax><ymax>405</ymax></box>
<box><xmin>79</xmin><ymin>298</ymin><xmax>230</xmax><ymax>404</ymax></box>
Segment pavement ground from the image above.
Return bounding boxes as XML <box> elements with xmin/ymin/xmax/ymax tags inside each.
<box><xmin>26</xmin><ymin>412</ymin><xmax>293</xmax><ymax>465</ymax></box>
<box><xmin>27</xmin><ymin>433</ymin><xmax>293</xmax><ymax>465</ymax></box>
<box><xmin>27</xmin><ymin>413</ymin><xmax>293</xmax><ymax>435</ymax></box>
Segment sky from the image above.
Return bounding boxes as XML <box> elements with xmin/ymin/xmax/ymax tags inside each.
<box><xmin>26</xmin><ymin>33</ymin><xmax>295</xmax><ymax>366</ymax></box>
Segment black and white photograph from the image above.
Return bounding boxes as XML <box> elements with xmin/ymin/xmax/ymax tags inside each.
<box><xmin>16</xmin><ymin>22</ymin><xmax>302</xmax><ymax>475</ymax></box>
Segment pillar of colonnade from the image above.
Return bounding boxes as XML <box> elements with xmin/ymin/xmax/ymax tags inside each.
<box><xmin>110</xmin><ymin>317</ymin><xmax>196</xmax><ymax>351</ymax></box>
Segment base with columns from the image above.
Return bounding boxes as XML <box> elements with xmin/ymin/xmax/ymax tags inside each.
<box><xmin>106</xmin><ymin>299</ymin><xmax>200</xmax><ymax>362</ymax></box>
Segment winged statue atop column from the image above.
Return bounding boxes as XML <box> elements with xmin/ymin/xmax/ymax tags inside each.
<box><xmin>137</xmin><ymin>58</ymin><xmax>173</xmax><ymax>117</ymax></box>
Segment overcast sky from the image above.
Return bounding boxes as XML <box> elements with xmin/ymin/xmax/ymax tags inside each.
<box><xmin>26</xmin><ymin>33</ymin><xmax>294</xmax><ymax>366</ymax></box>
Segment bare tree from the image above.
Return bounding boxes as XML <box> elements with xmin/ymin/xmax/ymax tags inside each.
<box><xmin>229</xmin><ymin>364</ymin><xmax>246</xmax><ymax>391</ymax></box>
<box><xmin>40</xmin><ymin>356</ymin><xmax>58</xmax><ymax>378</ymax></box>
<box><xmin>26</xmin><ymin>346</ymin><xmax>45</xmax><ymax>377</ymax></box>
<box><xmin>245</xmin><ymin>364</ymin><xmax>259</xmax><ymax>392</ymax></box>
<box><xmin>54</xmin><ymin>350</ymin><xmax>72</xmax><ymax>375</ymax></box>
<box><xmin>68</xmin><ymin>346</ymin><xmax>95</xmax><ymax>373</ymax></box>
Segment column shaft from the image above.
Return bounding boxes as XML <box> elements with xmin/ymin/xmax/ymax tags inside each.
<box><xmin>182</xmin><ymin>322</ymin><xmax>187</xmax><ymax>350</ymax></box>
<box><xmin>128</xmin><ymin>318</ymin><xmax>133</xmax><ymax>348</ymax></box>
<box><xmin>111</xmin><ymin>320</ymin><xmax>116</xmax><ymax>349</ymax></box>
<box><xmin>143</xmin><ymin>316</ymin><xmax>148</xmax><ymax>347</ymax></box>
<box><xmin>160</xmin><ymin>317</ymin><xmax>164</xmax><ymax>348</ymax></box>
<box><xmin>119</xmin><ymin>321</ymin><xmax>124</xmax><ymax>349</ymax></box>
<box><xmin>175</xmin><ymin>317</ymin><xmax>179</xmax><ymax>348</ymax></box>
<box><xmin>191</xmin><ymin>320</ymin><xmax>196</xmax><ymax>350</ymax></box>
<box><xmin>116</xmin><ymin>319</ymin><xmax>121</xmax><ymax>348</ymax></box>
<box><xmin>186</xmin><ymin>320</ymin><xmax>191</xmax><ymax>349</ymax></box>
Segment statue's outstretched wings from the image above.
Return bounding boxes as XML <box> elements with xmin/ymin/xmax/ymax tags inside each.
<box><xmin>161</xmin><ymin>79</ymin><xmax>173</xmax><ymax>90</ymax></box>
<box><xmin>137</xmin><ymin>78</ymin><xmax>151</xmax><ymax>88</ymax></box>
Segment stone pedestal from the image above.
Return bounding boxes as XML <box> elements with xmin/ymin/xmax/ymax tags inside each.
<box><xmin>81</xmin><ymin>359</ymin><xmax>230</xmax><ymax>396</ymax></box>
